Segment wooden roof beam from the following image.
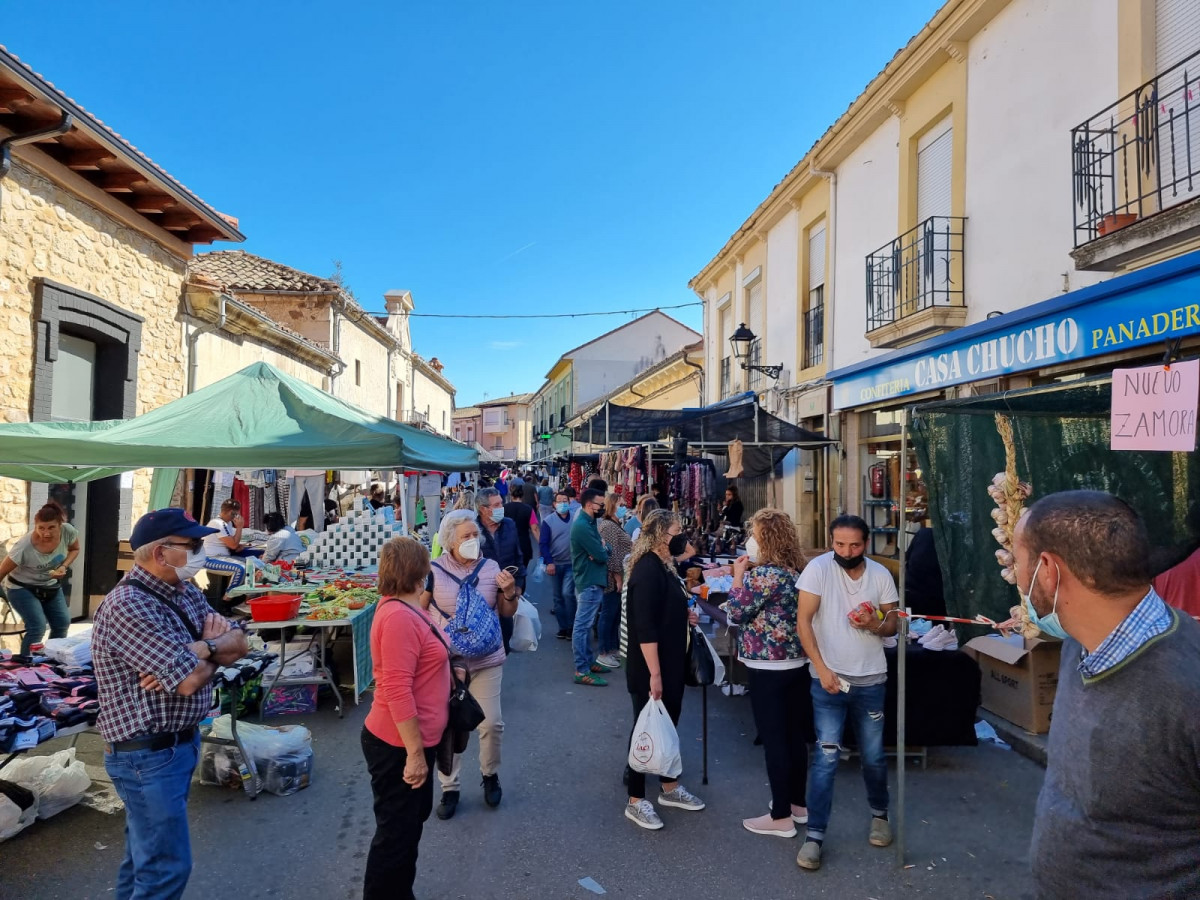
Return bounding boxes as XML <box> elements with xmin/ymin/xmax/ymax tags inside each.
<box><xmin>0</xmin><ymin>87</ymin><xmax>36</xmax><ymax>113</ymax></box>
<box><xmin>66</xmin><ymin>148</ymin><xmax>115</xmax><ymax>171</ymax></box>
<box><xmin>159</xmin><ymin>209</ymin><xmax>201</xmax><ymax>231</ymax></box>
<box><xmin>100</xmin><ymin>172</ymin><xmax>146</xmax><ymax>193</ymax></box>
<box><xmin>131</xmin><ymin>193</ymin><xmax>176</xmax><ymax>213</ymax></box>
<box><xmin>185</xmin><ymin>225</ymin><xmax>223</xmax><ymax>245</ymax></box>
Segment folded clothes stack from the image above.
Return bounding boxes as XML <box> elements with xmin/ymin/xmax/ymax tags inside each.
<box><xmin>0</xmin><ymin>653</ymin><xmax>99</xmax><ymax>752</ymax></box>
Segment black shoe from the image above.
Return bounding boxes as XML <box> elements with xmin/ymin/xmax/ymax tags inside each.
<box><xmin>436</xmin><ymin>790</ymin><xmax>459</xmax><ymax>820</ymax></box>
<box><xmin>556</xmin><ymin>629</ymin><xmax>570</xmax><ymax>640</ymax></box>
<box><xmin>482</xmin><ymin>774</ymin><xmax>502</xmax><ymax>808</ymax></box>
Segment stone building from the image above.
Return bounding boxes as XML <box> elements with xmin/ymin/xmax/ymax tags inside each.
<box><xmin>0</xmin><ymin>45</ymin><xmax>243</xmax><ymax>615</ymax></box>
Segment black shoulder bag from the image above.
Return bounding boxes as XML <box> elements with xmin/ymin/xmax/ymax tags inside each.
<box><xmin>126</xmin><ymin>578</ymin><xmax>202</xmax><ymax>641</ymax></box>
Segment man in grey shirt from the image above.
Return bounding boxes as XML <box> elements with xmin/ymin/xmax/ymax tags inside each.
<box><xmin>1017</xmin><ymin>491</ymin><xmax>1200</xmax><ymax>899</ymax></box>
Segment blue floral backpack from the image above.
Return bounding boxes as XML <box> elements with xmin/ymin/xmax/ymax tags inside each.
<box><xmin>430</xmin><ymin>560</ymin><xmax>502</xmax><ymax>658</ymax></box>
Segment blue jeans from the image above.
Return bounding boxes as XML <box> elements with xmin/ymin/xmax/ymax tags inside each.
<box><xmin>598</xmin><ymin>590</ymin><xmax>621</xmax><ymax>655</ymax></box>
<box><xmin>7</xmin><ymin>584</ymin><xmax>70</xmax><ymax>656</ymax></box>
<box><xmin>549</xmin><ymin>565</ymin><xmax>576</xmax><ymax>632</ymax></box>
<box><xmin>104</xmin><ymin>733</ymin><xmax>201</xmax><ymax>900</ymax></box>
<box><xmin>806</xmin><ymin>680</ymin><xmax>889</xmax><ymax>841</ymax></box>
<box><xmin>572</xmin><ymin>585</ymin><xmax>604</xmax><ymax>674</ymax></box>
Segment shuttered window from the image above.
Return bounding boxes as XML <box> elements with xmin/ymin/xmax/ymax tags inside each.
<box><xmin>808</xmin><ymin>226</ymin><xmax>826</xmax><ymax>292</ymax></box>
<box><xmin>746</xmin><ymin>278</ymin><xmax>764</xmax><ymax>336</ymax></box>
<box><xmin>719</xmin><ymin>300</ymin><xmax>733</xmax><ymax>398</ymax></box>
<box><xmin>1156</xmin><ymin>0</ymin><xmax>1200</xmax><ymax>209</ymax></box>
<box><xmin>917</xmin><ymin>120</ymin><xmax>953</xmax><ymax>222</ymax></box>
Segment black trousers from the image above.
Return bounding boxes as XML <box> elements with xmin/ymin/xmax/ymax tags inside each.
<box><xmin>748</xmin><ymin>666</ymin><xmax>814</xmax><ymax>819</ymax></box>
<box><xmin>361</xmin><ymin>728</ymin><xmax>437</xmax><ymax>900</ymax></box>
<box><xmin>627</xmin><ymin>689</ymin><xmax>683</xmax><ymax>800</ymax></box>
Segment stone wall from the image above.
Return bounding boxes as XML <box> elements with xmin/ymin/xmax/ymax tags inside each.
<box><xmin>0</xmin><ymin>160</ymin><xmax>189</xmax><ymax>545</ymax></box>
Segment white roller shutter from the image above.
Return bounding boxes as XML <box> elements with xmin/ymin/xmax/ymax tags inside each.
<box><xmin>1156</xmin><ymin>0</ymin><xmax>1200</xmax><ymax>72</ymax></box>
<box><xmin>719</xmin><ymin>301</ymin><xmax>733</xmax><ymax>347</ymax></box>
<box><xmin>747</xmin><ymin>279</ymin><xmax>764</xmax><ymax>336</ymax></box>
<box><xmin>808</xmin><ymin>226</ymin><xmax>826</xmax><ymax>291</ymax></box>
<box><xmin>917</xmin><ymin>120</ymin><xmax>953</xmax><ymax>222</ymax></box>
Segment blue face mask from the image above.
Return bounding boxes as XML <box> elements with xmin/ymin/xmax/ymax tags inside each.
<box><xmin>556</xmin><ymin>502</ymin><xmax>570</xmax><ymax>515</ymax></box>
<box><xmin>616</xmin><ymin>507</ymin><xmax>628</xmax><ymax>520</ymax></box>
<box><xmin>1020</xmin><ymin>557</ymin><xmax>1068</xmax><ymax>640</ymax></box>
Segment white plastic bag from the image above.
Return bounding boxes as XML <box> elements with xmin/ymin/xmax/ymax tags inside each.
<box><xmin>206</xmin><ymin>716</ymin><xmax>313</xmax><ymax>796</ymax></box>
<box><xmin>700</xmin><ymin>629</ymin><xmax>726</xmax><ymax>686</ymax></box>
<box><xmin>0</xmin><ymin>793</ymin><xmax>38</xmax><ymax>841</ymax></box>
<box><xmin>530</xmin><ymin>558</ymin><xmax>546</xmax><ymax>584</ymax></box>
<box><xmin>627</xmin><ymin>698</ymin><xmax>682</xmax><ymax>778</ymax></box>
<box><xmin>209</xmin><ymin>715</ymin><xmax>311</xmax><ymax>760</ymax></box>
<box><xmin>510</xmin><ymin>597</ymin><xmax>541</xmax><ymax>652</ymax></box>
<box><xmin>5</xmin><ymin>747</ymin><xmax>91</xmax><ymax>819</ymax></box>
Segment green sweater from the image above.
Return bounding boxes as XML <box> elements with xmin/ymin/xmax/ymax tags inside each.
<box><xmin>570</xmin><ymin>511</ymin><xmax>609</xmax><ymax>590</ymax></box>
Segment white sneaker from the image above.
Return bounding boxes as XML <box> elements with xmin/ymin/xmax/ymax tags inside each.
<box><xmin>625</xmin><ymin>798</ymin><xmax>664</xmax><ymax>830</ymax></box>
<box><xmin>658</xmin><ymin>784</ymin><xmax>705</xmax><ymax>811</ymax></box>
<box><xmin>918</xmin><ymin>624</ymin><xmax>945</xmax><ymax>647</ymax></box>
<box><xmin>595</xmin><ymin>653</ymin><xmax>620</xmax><ymax>669</ymax></box>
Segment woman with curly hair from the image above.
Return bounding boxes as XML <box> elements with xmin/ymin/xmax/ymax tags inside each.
<box><xmin>724</xmin><ymin>507</ymin><xmax>814</xmax><ymax>838</ymax></box>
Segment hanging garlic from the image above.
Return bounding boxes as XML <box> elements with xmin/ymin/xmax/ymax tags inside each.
<box><xmin>995</xmin><ymin>548</ymin><xmax>1014</xmax><ymax>567</ymax></box>
<box><xmin>999</xmin><ymin>567</ymin><xmax>1017</xmax><ymax>585</ymax></box>
<box><xmin>991</xmin><ymin>526</ymin><xmax>1010</xmax><ymax>545</ymax></box>
<box><xmin>990</xmin><ymin>507</ymin><xmax>1009</xmax><ymax>526</ymax></box>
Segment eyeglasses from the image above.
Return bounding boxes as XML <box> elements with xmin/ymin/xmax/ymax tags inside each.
<box><xmin>163</xmin><ymin>538</ymin><xmax>202</xmax><ymax>553</ymax></box>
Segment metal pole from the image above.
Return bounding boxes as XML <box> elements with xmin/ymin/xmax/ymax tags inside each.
<box><xmin>895</xmin><ymin>407</ymin><xmax>909</xmax><ymax>866</ymax></box>
<box><xmin>605</xmin><ymin>401</ymin><xmax>610</xmax><ymax>448</ymax></box>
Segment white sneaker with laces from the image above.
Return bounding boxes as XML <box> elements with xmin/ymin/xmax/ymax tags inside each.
<box><xmin>658</xmin><ymin>784</ymin><xmax>705</xmax><ymax>811</ymax></box>
<box><xmin>625</xmin><ymin>798</ymin><xmax>664</xmax><ymax>830</ymax></box>
<box><xmin>595</xmin><ymin>653</ymin><xmax>620</xmax><ymax>669</ymax></box>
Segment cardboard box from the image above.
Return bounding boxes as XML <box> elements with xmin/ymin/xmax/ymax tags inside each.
<box><xmin>963</xmin><ymin>634</ymin><xmax>1062</xmax><ymax>734</ymax></box>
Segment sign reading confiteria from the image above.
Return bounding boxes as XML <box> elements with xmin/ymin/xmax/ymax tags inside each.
<box><xmin>1110</xmin><ymin>360</ymin><xmax>1199</xmax><ymax>452</ymax></box>
<box><xmin>829</xmin><ymin>259</ymin><xmax>1200</xmax><ymax>410</ymax></box>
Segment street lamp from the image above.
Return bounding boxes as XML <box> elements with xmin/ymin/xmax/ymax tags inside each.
<box><xmin>728</xmin><ymin>323</ymin><xmax>783</xmax><ymax>380</ymax></box>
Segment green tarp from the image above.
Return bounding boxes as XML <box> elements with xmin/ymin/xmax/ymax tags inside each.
<box><xmin>0</xmin><ymin>362</ymin><xmax>477</xmax><ymax>483</ymax></box>
<box><xmin>910</xmin><ymin>375</ymin><xmax>1197</xmax><ymax>628</ymax></box>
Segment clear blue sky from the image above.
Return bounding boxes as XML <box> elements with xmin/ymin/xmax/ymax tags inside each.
<box><xmin>6</xmin><ymin>0</ymin><xmax>942</xmax><ymax>405</ymax></box>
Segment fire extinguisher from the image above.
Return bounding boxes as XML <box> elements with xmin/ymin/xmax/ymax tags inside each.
<box><xmin>869</xmin><ymin>463</ymin><xmax>886</xmax><ymax>499</ymax></box>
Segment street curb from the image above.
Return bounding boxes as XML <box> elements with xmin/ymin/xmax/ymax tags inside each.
<box><xmin>980</xmin><ymin>710</ymin><xmax>1047</xmax><ymax>767</ymax></box>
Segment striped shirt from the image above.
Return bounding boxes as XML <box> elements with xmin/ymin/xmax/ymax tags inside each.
<box><xmin>1078</xmin><ymin>588</ymin><xmax>1173</xmax><ymax>680</ymax></box>
<box><xmin>92</xmin><ymin>565</ymin><xmax>218</xmax><ymax>742</ymax></box>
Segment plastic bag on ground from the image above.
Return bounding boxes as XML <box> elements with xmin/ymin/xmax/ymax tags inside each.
<box><xmin>0</xmin><ymin>792</ymin><xmax>38</xmax><ymax>841</ymax></box>
<box><xmin>208</xmin><ymin>715</ymin><xmax>310</xmax><ymax>759</ymax></box>
<box><xmin>205</xmin><ymin>715</ymin><xmax>313</xmax><ymax>796</ymax></box>
<box><xmin>510</xmin><ymin>597</ymin><xmax>541</xmax><ymax>652</ymax></box>
<box><xmin>627</xmin><ymin>698</ymin><xmax>682</xmax><ymax>778</ymax></box>
<box><xmin>4</xmin><ymin>747</ymin><xmax>91</xmax><ymax>818</ymax></box>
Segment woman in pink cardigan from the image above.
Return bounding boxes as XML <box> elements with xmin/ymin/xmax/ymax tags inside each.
<box><xmin>361</xmin><ymin>538</ymin><xmax>450</xmax><ymax>900</ymax></box>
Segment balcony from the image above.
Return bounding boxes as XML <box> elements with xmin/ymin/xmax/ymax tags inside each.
<box><xmin>746</xmin><ymin>338</ymin><xmax>763</xmax><ymax>391</ymax></box>
<box><xmin>803</xmin><ymin>300</ymin><xmax>824</xmax><ymax>369</ymax></box>
<box><xmin>403</xmin><ymin>410</ymin><xmax>429</xmax><ymax>428</ymax></box>
<box><xmin>719</xmin><ymin>357</ymin><xmax>733</xmax><ymax>399</ymax></box>
<box><xmin>1072</xmin><ymin>49</ymin><xmax>1200</xmax><ymax>271</ymax></box>
<box><xmin>865</xmin><ymin>216</ymin><xmax>966</xmax><ymax>349</ymax></box>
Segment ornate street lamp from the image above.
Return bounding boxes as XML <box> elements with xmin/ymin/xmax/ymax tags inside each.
<box><xmin>728</xmin><ymin>323</ymin><xmax>783</xmax><ymax>380</ymax></box>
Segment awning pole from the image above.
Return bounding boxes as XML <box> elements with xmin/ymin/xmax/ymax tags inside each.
<box><xmin>896</xmin><ymin>407</ymin><xmax>909</xmax><ymax>867</ymax></box>
<box><xmin>605</xmin><ymin>401</ymin><xmax>610</xmax><ymax>447</ymax></box>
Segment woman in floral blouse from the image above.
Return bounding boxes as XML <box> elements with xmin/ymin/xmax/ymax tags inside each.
<box><xmin>724</xmin><ymin>507</ymin><xmax>815</xmax><ymax>838</ymax></box>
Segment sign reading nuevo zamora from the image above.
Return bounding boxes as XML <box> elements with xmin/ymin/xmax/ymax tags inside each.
<box><xmin>1110</xmin><ymin>360</ymin><xmax>1200</xmax><ymax>452</ymax></box>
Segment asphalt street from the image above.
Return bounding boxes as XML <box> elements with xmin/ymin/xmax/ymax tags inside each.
<box><xmin>4</xmin><ymin>575</ymin><xmax>1044</xmax><ymax>900</ymax></box>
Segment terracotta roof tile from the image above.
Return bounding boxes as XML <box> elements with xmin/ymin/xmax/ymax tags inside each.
<box><xmin>188</xmin><ymin>250</ymin><xmax>335</xmax><ymax>293</ymax></box>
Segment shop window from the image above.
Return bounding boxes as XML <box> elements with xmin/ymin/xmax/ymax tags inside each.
<box><xmin>858</xmin><ymin>408</ymin><xmax>928</xmax><ymax>558</ymax></box>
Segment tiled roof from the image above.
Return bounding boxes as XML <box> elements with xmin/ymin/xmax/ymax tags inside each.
<box><xmin>188</xmin><ymin>251</ymin><xmax>336</xmax><ymax>294</ymax></box>
<box><xmin>0</xmin><ymin>45</ymin><xmax>243</xmax><ymax>242</ymax></box>
<box><xmin>477</xmin><ymin>393</ymin><xmax>534</xmax><ymax>407</ymax></box>
<box><xmin>453</xmin><ymin>407</ymin><xmax>481</xmax><ymax>418</ymax></box>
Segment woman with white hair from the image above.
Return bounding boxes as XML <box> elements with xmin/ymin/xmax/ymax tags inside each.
<box><xmin>420</xmin><ymin>509</ymin><xmax>518</xmax><ymax>820</ymax></box>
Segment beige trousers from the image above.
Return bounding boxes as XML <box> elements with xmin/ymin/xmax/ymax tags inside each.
<box><xmin>438</xmin><ymin>663</ymin><xmax>504</xmax><ymax>791</ymax></box>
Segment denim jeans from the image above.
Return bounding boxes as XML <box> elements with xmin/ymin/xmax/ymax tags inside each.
<box><xmin>806</xmin><ymin>680</ymin><xmax>889</xmax><ymax>841</ymax></box>
<box><xmin>104</xmin><ymin>732</ymin><xmax>201</xmax><ymax>900</ymax></box>
<box><xmin>7</xmin><ymin>585</ymin><xmax>70</xmax><ymax>656</ymax></box>
<box><xmin>598</xmin><ymin>590</ymin><xmax>621</xmax><ymax>655</ymax></box>
<box><xmin>549</xmin><ymin>565</ymin><xmax>576</xmax><ymax>632</ymax></box>
<box><xmin>572</xmin><ymin>585</ymin><xmax>604</xmax><ymax>674</ymax></box>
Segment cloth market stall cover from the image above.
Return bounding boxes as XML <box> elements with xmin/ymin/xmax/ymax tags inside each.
<box><xmin>909</xmin><ymin>375</ymin><xmax>1200</xmax><ymax>628</ymax></box>
<box><xmin>0</xmin><ymin>362</ymin><xmax>478</xmax><ymax>483</ymax></box>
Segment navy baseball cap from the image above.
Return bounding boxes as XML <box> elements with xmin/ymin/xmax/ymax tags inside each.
<box><xmin>129</xmin><ymin>507</ymin><xmax>218</xmax><ymax>550</ymax></box>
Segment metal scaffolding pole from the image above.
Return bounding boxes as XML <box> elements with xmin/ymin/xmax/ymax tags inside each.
<box><xmin>896</xmin><ymin>407</ymin><xmax>910</xmax><ymax>866</ymax></box>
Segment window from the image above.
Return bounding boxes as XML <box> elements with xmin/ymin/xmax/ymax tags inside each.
<box><xmin>720</xmin><ymin>357</ymin><xmax>732</xmax><ymax>399</ymax></box>
<box><xmin>917</xmin><ymin>120</ymin><xmax>953</xmax><ymax>296</ymax></box>
<box><xmin>455</xmin><ymin>427</ymin><xmax>462</xmax><ymax>441</ymax></box>
<box><xmin>745</xmin><ymin>277</ymin><xmax>764</xmax><ymax>390</ymax></box>
<box><xmin>467</xmin><ymin>426</ymin><xmax>474</xmax><ymax>442</ymax></box>
<box><xmin>805</xmin><ymin>226</ymin><xmax>826</xmax><ymax>369</ymax></box>
<box><xmin>718</xmin><ymin>296</ymin><xmax>733</xmax><ymax>399</ymax></box>
<box><xmin>355</xmin><ymin>359</ymin><xmax>361</xmax><ymax>386</ymax></box>
<box><xmin>396</xmin><ymin>382</ymin><xmax>404</xmax><ymax>416</ymax></box>
<box><xmin>1156</xmin><ymin>1</ymin><xmax>1200</xmax><ymax>209</ymax></box>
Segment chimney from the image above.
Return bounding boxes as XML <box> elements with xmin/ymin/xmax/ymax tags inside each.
<box><xmin>384</xmin><ymin>289</ymin><xmax>414</xmax><ymax>316</ymax></box>
<box><xmin>429</xmin><ymin>357</ymin><xmax>445</xmax><ymax>373</ymax></box>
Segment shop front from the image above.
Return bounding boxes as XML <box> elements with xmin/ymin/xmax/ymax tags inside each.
<box><xmin>828</xmin><ymin>248</ymin><xmax>1200</xmax><ymax>555</ymax></box>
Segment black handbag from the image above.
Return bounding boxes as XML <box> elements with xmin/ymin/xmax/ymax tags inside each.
<box><xmin>685</xmin><ymin>625</ymin><xmax>717</xmax><ymax>687</ymax></box>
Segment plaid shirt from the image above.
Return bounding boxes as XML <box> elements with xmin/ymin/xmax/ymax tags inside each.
<box><xmin>1078</xmin><ymin>588</ymin><xmax>1173</xmax><ymax>680</ymax></box>
<box><xmin>92</xmin><ymin>565</ymin><xmax>219</xmax><ymax>742</ymax></box>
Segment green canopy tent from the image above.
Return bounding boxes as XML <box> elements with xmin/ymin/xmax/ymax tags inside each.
<box><xmin>0</xmin><ymin>362</ymin><xmax>478</xmax><ymax>492</ymax></box>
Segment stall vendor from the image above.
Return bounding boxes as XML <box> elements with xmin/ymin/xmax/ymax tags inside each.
<box><xmin>0</xmin><ymin>500</ymin><xmax>79</xmax><ymax>656</ymax></box>
<box><xmin>202</xmin><ymin>500</ymin><xmax>259</xmax><ymax>592</ymax></box>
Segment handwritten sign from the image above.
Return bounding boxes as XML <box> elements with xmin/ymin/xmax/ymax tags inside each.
<box><xmin>1111</xmin><ymin>359</ymin><xmax>1200</xmax><ymax>451</ymax></box>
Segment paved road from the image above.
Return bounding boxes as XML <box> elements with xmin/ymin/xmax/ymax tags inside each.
<box><xmin>5</xmin><ymin>578</ymin><xmax>1042</xmax><ymax>899</ymax></box>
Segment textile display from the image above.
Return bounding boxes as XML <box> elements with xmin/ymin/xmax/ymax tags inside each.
<box><xmin>296</xmin><ymin>509</ymin><xmax>405</xmax><ymax>569</ymax></box>
<box><xmin>287</xmin><ymin>474</ymin><xmax>327</xmax><ymax>532</ymax></box>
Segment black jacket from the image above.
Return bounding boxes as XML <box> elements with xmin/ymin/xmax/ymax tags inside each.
<box><xmin>625</xmin><ymin>552</ymin><xmax>690</xmax><ymax>702</ymax></box>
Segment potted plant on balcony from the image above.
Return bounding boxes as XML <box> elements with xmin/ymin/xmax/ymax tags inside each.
<box><xmin>1097</xmin><ymin>212</ymin><xmax>1138</xmax><ymax>236</ymax></box>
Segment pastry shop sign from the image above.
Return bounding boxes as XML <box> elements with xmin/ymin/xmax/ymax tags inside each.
<box><xmin>1110</xmin><ymin>360</ymin><xmax>1199</xmax><ymax>452</ymax></box>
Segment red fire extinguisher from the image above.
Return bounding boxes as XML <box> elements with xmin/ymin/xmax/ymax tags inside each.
<box><xmin>869</xmin><ymin>463</ymin><xmax>886</xmax><ymax>499</ymax></box>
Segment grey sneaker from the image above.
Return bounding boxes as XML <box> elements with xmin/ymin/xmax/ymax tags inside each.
<box><xmin>595</xmin><ymin>653</ymin><xmax>621</xmax><ymax>669</ymax></box>
<box><xmin>625</xmin><ymin>798</ymin><xmax>664</xmax><ymax>830</ymax></box>
<box><xmin>658</xmin><ymin>784</ymin><xmax>705</xmax><ymax>811</ymax></box>
<box><xmin>869</xmin><ymin>816</ymin><xmax>893</xmax><ymax>847</ymax></box>
<box><xmin>796</xmin><ymin>840</ymin><xmax>822</xmax><ymax>870</ymax></box>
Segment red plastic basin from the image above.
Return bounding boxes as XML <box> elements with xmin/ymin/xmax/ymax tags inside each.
<box><xmin>248</xmin><ymin>594</ymin><xmax>303</xmax><ymax>622</ymax></box>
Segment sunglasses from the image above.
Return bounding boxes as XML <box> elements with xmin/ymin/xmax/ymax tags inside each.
<box><xmin>163</xmin><ymin>538</ymin><xmax>203</xmax><ymax>554</ymax></box>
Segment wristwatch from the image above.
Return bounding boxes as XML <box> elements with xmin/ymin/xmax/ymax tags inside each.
<box><xmin>203</xmin><ymin>639</ymin><xmax>218</xmax><ymax>660</ymax></box>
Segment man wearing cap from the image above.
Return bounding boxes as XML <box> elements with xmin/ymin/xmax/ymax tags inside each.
<box><xmin>92</xmin><ymin>508</ymin><xmax>248</xmax><ymax>900</ymax></box>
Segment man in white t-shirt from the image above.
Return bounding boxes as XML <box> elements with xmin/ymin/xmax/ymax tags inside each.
<box><xmin>795</xmin><ymin>514</ymin><xmax>899</xmax><ymax>872</ymax></box>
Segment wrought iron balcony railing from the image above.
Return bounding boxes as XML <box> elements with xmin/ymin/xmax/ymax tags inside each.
<box><xmin>803</xmin><ymin>300</ymin><xmax>824</xmax><ymax>369</ymax></box>
<box><xmin>865</xmin><ymin>216</ymin><xmax>965</xmax><ymax>332</ymax></box>
<box><xmin>1072</xmin><ymin>48</ymin><xmax>1200</xmax><ymax>246</ymax></box>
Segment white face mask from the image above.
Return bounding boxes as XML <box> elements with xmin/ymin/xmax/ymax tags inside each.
<box><xmin>745</xmin><ymin>536</ymin><xmax>760</xmax><ymax>563</ymax></box>
<box><xmin>459</xmin><ymin>538</ymin><xmax>481</xmax><ymax>560</ymax></box>
<box><xmin>166</xmin><ymin>547</ymin><xmax>207</xmax><ymax>582</ymax></box>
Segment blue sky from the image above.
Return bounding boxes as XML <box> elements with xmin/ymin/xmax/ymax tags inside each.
<box><xmin>6</xmin><ymin>1</ymin><xmax>942</xmax><ymax>405</ymax></box>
